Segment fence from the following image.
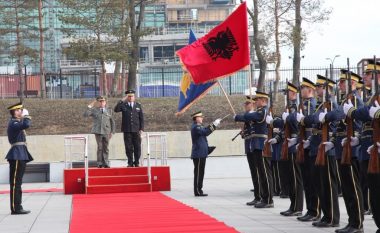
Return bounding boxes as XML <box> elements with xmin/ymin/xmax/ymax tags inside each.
<box><xmin>0</xmin><ymin>66</ymin><xmax>359</xmax><ymax>99</ymax></box>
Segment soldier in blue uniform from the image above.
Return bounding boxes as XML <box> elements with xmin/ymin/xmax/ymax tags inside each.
<box><xmin>240</xmin><ymin>97</ymin><xmax>262</xmax><ymax>206</ymax></box>
<box><xmin>344</xmin><ymin>59</ymin><xmax>380</xmax><ymax>233</ymax></box>
<box><xmin>271</xmin><ymin>82</ymin><xmax>303</xmax><ymax>216</ymax></box>
<box><xmin>114</xmin><ymin>90</ymin><xmax>144</xmax><ymax>167</ymax></box>
<box><xmin>322</xmin><ymin>71</ymin><xmax>364</xmax><ymax>233</ymax></box>
<box><xmin>270</xmin><ymin>120</ymin><xmax>284</xmax><ymax>198</ymax></box>
<box><xmin>190</xmin><ymin>111</ymin><xmax>221</xmax><ymax>197</ymax></box>
<box><xmin>298</xmin><ymin>75</ymin><xmax>340</xmax><ymax>228</ymax></box>
<box><xmin>6</xmin><ymin>102</ymin><xmax>33</xmax><ymax>215</ymax></box>
<box><xmin>293</xmin><ymin>78</ymin><xmax>319</xmax><ymax>222</ymax></box>
<box><xmin>235</xmin><ymin>91</ymin><xmax>273</xmax><ymax>208</ymax></box>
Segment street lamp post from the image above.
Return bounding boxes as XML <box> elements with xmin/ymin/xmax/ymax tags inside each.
<box><xmin>326</xmin><ymin>55</ymin><xmax>340</xmax><ymax>80</ymax></box>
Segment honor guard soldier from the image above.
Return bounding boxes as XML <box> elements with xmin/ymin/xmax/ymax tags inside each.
<box><xmin>114</xmin><ymin>90</ymin><xmax>144</xmax><ymax>167</ymax></box>
<box><xmin>270</xmin><ymin>121</ymin><xmax>284</xmax><ymax>198</ymax></box>
<box><xmin>235</xmin><ymin>91</ymin><xmax>274</xmax><ymax>208</ymax></box>
<box><xmin>190</xmin><ymin>111</ymin><xmax>221</xmax><ymax>196</ymax></box>
<box><xmin>299</xmin><ymin>75</ymin><xmax>340</xmax><ymax>228</ymax></box>
<box><xmin>293</xmin><ymin>78</ymin><xmax>319</xmax><ymax>222</ymax></box>
<box><xmin>344</xmin><ymin>59</ymin><xmax>380</xmax><ymax>233</ymax></box>
<box><xmin>270</xmin><ymin>82</ymin><xmax>304</xmax><ymax>216</ymax></box>
<box><xmin>6</xmin><ymin>102</ymin><xmax>33</xmax><ymax>215</ymax></box>
<box><xmin>324</xmin><ymin>70</ymin><xmax>364</xmax><ymax>233</ymax></box>
<box><xmin>240</xmin><ymin>96</ymin><xmax>262</xmax><ymax>206</ymax></box>
<box><xmin>84</xmin><ymin>96</ymin><xmax>115</xmax><ymax>168</ymax></box>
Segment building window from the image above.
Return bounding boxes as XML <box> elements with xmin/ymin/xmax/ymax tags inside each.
<box><xmin>139</xmin><ymin>47</ymin><xmax>149</xmax><ymax>62</ymax></box>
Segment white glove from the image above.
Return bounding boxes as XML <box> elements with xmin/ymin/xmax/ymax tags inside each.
<box><xmin>369</xmin><ymin>101</ymin><xmax>380</xmax><ymax>118</ymax></box>
<box><xmin>367</xmin><ymin>142</ymin><xmax>380</xmax><ymax>154</ymax></box>
<box><xmin>268</xmin><ymin>138</ymin><xmax>278</xmax><ymax>144</ymax></box>
<box><xmin>22</xmin><ymin>109</ymin><xmax>29</xmax><ymax>117</ymax></box>
<box><xmin>318</xmin><ymin>108</ymin><xmax>328</xmax><ymax>123</ymax></box>
<box><xmin>341</xmin><ymin>137</ymin><xmax>347</xmax><ymax>147</ymax></box>
<box><xmin>296</xmin><ymin>110</ymin><xmax>304</xmax><ymax>123</ymax></box>
<box><xmin>350</xmin><ymin>136</ymin><xmax>359</xmax><ymax>147</ymax></box>
<box><xmin>303</xmin><ymin>140</ymin><xmax>310</xmax><ymax>149</ymax></box>
<box><xmin>266</xmin><ymin>113</ymin><xmax>273</xmax><ymax>124</ymax></box>
<box><xmin>213</xmin><ymin>118</ymin><xmax>221</xmax><ymax>127</ymax></box>
<box><xmin>323</xmin><ymin>141</ymin><xmax>334</xmax><ymax>152</ymax></box>
<box><xmin>367</xmin><ymin>145</ymin><xmax>373</xmax><ymax>155</ymax></box>
<box><xmin>343</xmin><ymin>99</ymin><xmax>354</xmax><ymax>115</ymax></box>
<box><xmin>282</xmin><ymin>110</ymin><xmax>289</xmax><ymax>121</ymax></box>
<box><xmin>233</xmin><ymin>115</ymin><xmax>237</xmax><ymax>120</ymax></box>
<box><xmin>287</xmin><ymin>138</ymin><xmax>297</xmax><ymax>147</ymax></box>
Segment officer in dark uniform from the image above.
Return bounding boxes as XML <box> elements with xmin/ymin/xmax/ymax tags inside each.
<box><xmin>241</xmin><ymin>96</ymin><xmax>262</xmax><ymax>205</ymax></box>
<box><xmin>272</xmin><ymin>82</ymin><xmax>303</xmax><ymax>216</ymax></box>
<box><xmin>235</xmin><ymin>91</ymin><xmax>273</xmax><ymax>208</ymax></box>
<box><xmin>114</xmin><ymin>90</ymin><xmax>144</xmax><ymax>167</ymax></box>
<box><xmin>299</xmin><ymin>75</ymin><xmax>340</xmax><ymax>228</ymax></box>
<box><xmin>6</xmin><ymin>102</ymin><xmax>33</xmax><ymax>215</ymax></box>
<box><xmin>325</xmin><ymin>70</ymin><xmax>364</xmax><ymax>233</ymax></box>
<box><xmin>291</xmin><ymin>78</ymin><xmax>318</xmax><ymax>222</ymax></box>
<box><xmin>190</xmin><ymin>111</ymin><xmax>220</xmax><ymax>196</ymax></box>
<box><xmin>271</xmin><ymin>124</ymin><xmax>283</xmax><ymax>197</ymax></box>
<box><xmin>344</xmin><ymin>60</ymin><xmax>380</xmax><ymax>233</ymax></box>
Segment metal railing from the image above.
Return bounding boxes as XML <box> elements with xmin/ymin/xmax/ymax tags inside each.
<box><xmin>64</xmin><ymin>135</ymin><xmax>89</xmax><ymax>188</ymax></box>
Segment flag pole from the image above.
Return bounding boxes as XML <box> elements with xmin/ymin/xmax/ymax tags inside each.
<box><xmin>217</xmin><ymin>80</ymin><xmax>236</xmax><ymax>115</ymax></box>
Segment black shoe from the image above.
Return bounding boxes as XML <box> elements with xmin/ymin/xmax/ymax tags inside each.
<box><xmin>335</xmin><ymin>224</ymin><xmax>350</xmax><ymax>233</ymax></box>
<box><xmin>11</xmin><ymin>209</ymin><xmax>31</xmax><ymax>215</ymax></box>
<box><xmin>280</xmin><ymin>209</ymin><xmax>292</xmax><ymax>216</ymax></box>
<box><xmin>280</xmin><ymin>193</ymin><xmax>289</xmax><ymax>199</ymax></box>
<box><xmin>127</xmin><ymin>164</ymin><xmax>133</xmax><ymax>167</ymax></box>
<box><xmin>313</xmin><ymin>220</ymin><xmax>339</xmax><ymax>228</ymax></box>
<box><xmin>103</xmin><ymin>165</ymin><xmax>110</xmax><ymax>168</ymax></box>
<box><xmin>254</xmin><ymin>202</ymin><xmax>274</xmax><ymax>208</ymax></box>
<box><xmin>195</xmin><ymin>193</ymin><xmax>208</xmax><ymax>197</ymax></box>
<box><xmin>376</xmin><ymin>229</ymin><xmax>380</xmax><ymax>233</ymax></box>
<box><xmin>283</xmin><ymin>211</ymin><xmax>302</xmax><ymax>217</ymax></box>
<box><xmin>273</xmin><ymin>192</ymin><xmax>280</xmax><ymax>196</ymax></box>
<box><xmin>97</xmin><ymin>165</ymin><xmax>103</xmax><ymax>168</ymax></box>
<box><xmin>134</xmin><ymin>164</ymin><xmax>140</xmax><ymax>167</ymax></box>
<box><xmin>246</xmin><ymin>199</ymin><xmax>260</xmax><ymax>206</ymax></box>
<box><xmin>336</xmin><ymin>226</ymin><xmax>363</xmax><ymax>233</ymax></box>
<box><xmin>298</xmin><ymin>214</ymin><xmax>320</xmax><ymax>222</ymax></box>
<box><xmin>250</xmin><ymin>189</ymin><xmax>255</xmax><ymax>192</ymax></box>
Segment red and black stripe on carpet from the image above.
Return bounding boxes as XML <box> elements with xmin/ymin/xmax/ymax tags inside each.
<box><xmin>69</xmin><ymin>192</ymin><xmax>238</xmax><ymax>233</ymax></box>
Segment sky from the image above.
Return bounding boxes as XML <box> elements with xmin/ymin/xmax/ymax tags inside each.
<box><xmin>265</xmin><ymin>0</ymin><xmax>380</xmax><ymax>68</ymax></box>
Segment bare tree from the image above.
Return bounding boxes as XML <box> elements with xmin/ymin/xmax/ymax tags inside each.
<box><xmin>38</xmin><ymin>0</ymin><xmax>46</xmax><ymax>98</ymax></box>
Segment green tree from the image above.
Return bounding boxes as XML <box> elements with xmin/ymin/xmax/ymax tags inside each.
<box><xmin>0</xmin><ymin>0</ymin><xmax>39</xmax><ymax>102</ymax></box>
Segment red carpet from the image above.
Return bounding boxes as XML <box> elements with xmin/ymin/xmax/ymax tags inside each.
<box><xmin>0</xmin><ymin>188</ymin><xmax>63</xmax><ymax>194</ymax></box>
<box><xmin>70</xmin><ymin>192</ymin><xmax>238</xmax><ymax>233</ymax></box>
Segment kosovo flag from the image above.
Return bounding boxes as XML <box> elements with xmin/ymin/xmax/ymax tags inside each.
<box><xmin>176</xmin><ymin>30</ymin><xmax>216</xmax><ymax>115</ymax></box>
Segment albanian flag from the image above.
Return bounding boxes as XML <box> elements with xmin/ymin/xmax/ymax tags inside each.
<box><xmin>176</xmin><ymin>2</ymin><xmax>250</xmax><ymax>84</ymax></box>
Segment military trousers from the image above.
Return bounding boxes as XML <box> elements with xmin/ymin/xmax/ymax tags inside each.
<box><xmin>9</xmin><ymin>160</ymin><xmax>26</xmax><ymax>212</ymax></box>
<box><xmin>254</xmin><ymin>149</ymin><xmax>273</xmax><ymax>204</ymax></box>
<box><xmin>359</xmin><ymin>160</ymin><xmax>370</xmax><ymax>212</ymax></box>
<box><xmin>95</xmin><ymin>134</ymin><xmax>110</xmax><ymax>167</ymax></box>
<box><xmin>337</xmin><ymin>159</ymin><xmax>364</xmax><ymax>229</ymax></box>
<box><xmin>368</xmin><ymin>173</ymin><xmax>380</xmax><ymax>230</ymax></box>
<box><xmin>272</xmin><ymin>160</ymin><xmax>281</xmax><ymax>195</ymax></box>
<box><xmin>279</xmin><ymin>159</ymin><xmax>290</xmax><ymax>196</ymax></box>
<box><xmin>192</xmin><ymin>157</ymin><xmax>206</xmax><ymax>195</ymax></box>
<box><xmin>300</xmin><ymin>150</ymin><xmax>321</xmax><ymax>218</ymax></box>
<box><xmin>315</xmin><ymin>155</ymin><xmax>340</xmax><ymax>225</ymax></box>
<box><xmin>123</xmin><ymin>132</ymin><xmax>141</xmax><ymax>166</ymax></box>
<box><xmin>288</xmin><ymin>153</ymin><xmax>304</xmax><ymax>212</ymax></box>
<box><xmin>247</xmin><ymin>152</ymin><xmax>261</xmax><ymax>201</ymax></box>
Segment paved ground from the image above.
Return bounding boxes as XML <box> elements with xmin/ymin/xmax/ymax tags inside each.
<box><xmin>0</xmin><ymin>179</ymin><xmax>377</xmax><ymax>233</ymax></box>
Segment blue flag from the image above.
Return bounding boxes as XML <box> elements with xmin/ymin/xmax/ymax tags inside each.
<box><xmin>176</xmin><ymin>30</ymin><xmax>216</xmax><ymax>115</ymax></box>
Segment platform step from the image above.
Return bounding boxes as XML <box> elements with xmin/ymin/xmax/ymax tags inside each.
<box><xmin>88</xmin><ymin>167</ymin><xmax>148</xmax><ymax>177</ymax></box>
<box><xmin>86</xmin><ymin>183</ymin><xmax>152</xmax><ymax>194</ymax></box>
<box><xmin>88</xmin><ymin>175</ymin><xmax>149</xmax><ymax>186</ymax></box>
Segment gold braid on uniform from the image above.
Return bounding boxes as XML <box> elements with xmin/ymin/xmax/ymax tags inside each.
<box><xmin>374</xmin><ymin>109</ymin><xmax>380</xmax><ymax>119</ymax></box>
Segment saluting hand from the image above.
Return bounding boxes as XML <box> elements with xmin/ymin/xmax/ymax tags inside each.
<box><xmin>22</xmin><ymin>109</ymin><xmax>29</xmax><ymax>117</ymax></box>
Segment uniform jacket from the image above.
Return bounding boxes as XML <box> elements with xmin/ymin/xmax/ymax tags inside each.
<box><xmin>84</xmin><ymin>107</ymin><xmax>115</xmax><ymax>135</ymax></box>
<box><xmin>242</xmin><ymin>116</ymin><xmax>254</xmax><ymax>154</ymax></box>
<box><xmin>271</xmin><ymin>126</ymin><xmax>283</xmax><ymax>161</ymax></box>
<box><xmin>235</xmin><ymin>106</ymin><xmax>268</xmax><ymax>151</ymax></box>
<box><xmin>190</xmin><ymin>122</ymin><xmax>216</xmax><ymax>158</ymax></box>
<box><xmin>325</xmin><ymin>91</ymin><xmax>363</xmax><ymax>159</ymax></box>
<box><xmin>303</xmin><ymin>97</ymin><xmax>338</xmax><ymax>157</ymax></box>
<box><xmin>114</xmin><ymin>101</ymin><xmax>144</xmax><ymax>133</ymax></box>
<box><xmin>283</xmin><ymin>100</ymin><xmax>298</xmax><ymax>154</ymax></box>
<box><xmin>5</xmin><ymin>117</ymin><xmax>33</xmax><ymax>162</ymax></box>
<box><xmin>349</xmin><ymin>94</ymin><xmax>375</xmax><ymax>161</ymax></box>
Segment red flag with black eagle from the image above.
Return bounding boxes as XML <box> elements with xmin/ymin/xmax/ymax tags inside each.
<box><xmin>176</xmin><ymin>2</ymin><xmax>250</xmax><ymax>84</ymax></box>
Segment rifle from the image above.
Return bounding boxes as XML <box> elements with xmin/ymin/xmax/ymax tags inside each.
<box><xmin>263</xmin><ymin>82</ymin><xmax>273</xmax><ymax>157</ymax></box>
<box><xmin>315</xmin><ymin>75</ymin><xmax>331</xmax><ymax>166</ymax></box>
<box><xmin>296</xmin><ymin>83</ymin><xmax>305</xmax><ymax>163</ymax></box>
<box><xmin>341</xmin><ymin>58</ymin><xmax>354</xmax><ymax>165</ymax></box>
<box><xmin>231</xmin><ymin>130</ymin><xmax>242</xmax><ymax>141</ymax></box>
<box><xmin>369</xmin><ymin>55</ymin><xmax>380</xmax><ymax>173</ymax></box>
<box><xmin>281</xmin><ymin>80</ymin><xmax>291</xmax><ymax>160</ymax></box>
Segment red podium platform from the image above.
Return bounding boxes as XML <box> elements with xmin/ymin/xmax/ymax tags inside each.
<box><xmin>63</xmin><ymin>166</ymin><xmax>171</xmax><ymax>194</ymax></box>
